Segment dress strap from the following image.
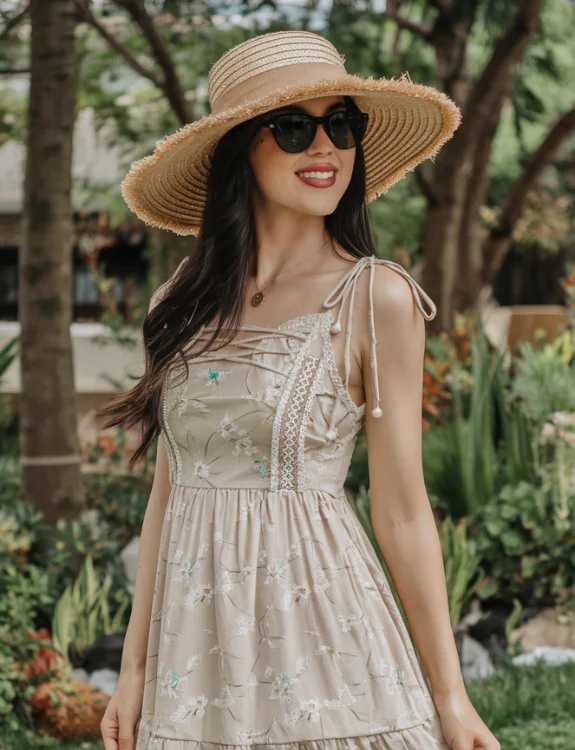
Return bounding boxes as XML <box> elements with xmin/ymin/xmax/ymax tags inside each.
<box><xmin>322</xmin><ymin>255</ymin><xmax>437</xmax><ymax>419</ymax></box>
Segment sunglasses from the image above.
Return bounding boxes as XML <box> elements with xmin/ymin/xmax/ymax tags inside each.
<box><xmin>259</xmin><ymin>108</ymin><xmax>369</xmax><ymax>153</ymax></box>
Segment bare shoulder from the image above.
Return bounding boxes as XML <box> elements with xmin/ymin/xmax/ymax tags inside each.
<box><xmin>370</xmin><ymin>262</ymin><xmax>425</xmax><ymax>324</ymax></box>
<box><xmin>353</xmin><ymin>261</ymin><xmax>426</xmax><ymax>337</ymax></box>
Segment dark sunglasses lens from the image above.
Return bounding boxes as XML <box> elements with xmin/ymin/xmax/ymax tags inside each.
<box><xmin>327</xmin><ymin>111</ymin><xmax>355</xmax><ymax>149</ymax></box>
<box><xmin>273</xmin><ymin>115</ymin><xmax>315</xmax><ymax>153</ymax></box>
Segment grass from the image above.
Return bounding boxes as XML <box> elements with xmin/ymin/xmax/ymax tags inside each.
<box><xmin>465</xmin><ymin>659</ymin><xmax>575</xmax><ymax>749</ymax></box>
<box><xmin>3</xmin><ymin>661</ymin><xmax>575</xmax><ymax>749</ymax></box>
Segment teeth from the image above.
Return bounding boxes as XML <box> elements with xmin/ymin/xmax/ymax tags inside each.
<box><xmin>297</xmin><ymin>171</ymin><xmax>335</xmax><ymax>179</ymax></box>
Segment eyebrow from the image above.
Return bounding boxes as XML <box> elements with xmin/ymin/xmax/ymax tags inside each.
<box><xmin>273</xmin><ymin>101</ymin><xmax>346</xmax><ymax>116</ymax></box>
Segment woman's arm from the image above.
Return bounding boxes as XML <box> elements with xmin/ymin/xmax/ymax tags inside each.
<box><xmin>120</xmin><ymin>433</ymin><xmax>172</xmax><ymax>671</ymax></box>
<box><xmin>360</xmin><ymin>265</ymin><xmax>500</xmax><ymax>749</ymax></box>
<box><xmin>360</xmin><ymin>264</ymin><xmax>465</xmax><ymax>703</ymax></box>
<box><xmin>101</xmin><ymin>284</ymin><xmax>175</xmax><ymax>750</ymax></box>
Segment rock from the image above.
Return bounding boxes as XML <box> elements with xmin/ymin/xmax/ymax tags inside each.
<box><xmin>512</xmin><ymin>645</ymin><xmax>575</xmax><ymax>667</ymax></box>
<box><xmin>509</xmin><ymin>605</ymin><xmax>575</xmax><ymax>651</ymax></box>
<box><xmin>82</xmin><ymin>633</ymin><xmax>125</xmax><ymax>673</ymax></box>
<box><xmin>72</xmin><ymin>668</ymin><xmax>89</xmax><ymax>683</ymax></box>
<box><xmin>461</xmin><ymin>602</ymin><xmax>509</xmax><ymax>666</ymax></box>
<box><xmin>120</xmin><ymin>536</ymin><xmax>140</xmax><ymax>595</ymax></box>
<box><xmin>459</xmin><ymin>634</ymin><xmax>495</xmax><ymax>683</ymax></box>
<box><xmin>88</xmin><ymin>668</ymin><xmax>119</xmax><ymax>696</ymax></box>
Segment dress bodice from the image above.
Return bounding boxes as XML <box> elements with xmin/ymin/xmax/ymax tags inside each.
<box><xmin>160</xmin><ymin>256</ymin><xmax>436</xmax><ymax>495</ymax></box>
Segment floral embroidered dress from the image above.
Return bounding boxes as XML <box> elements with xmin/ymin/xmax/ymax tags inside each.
<box><xmin>136</xmin><ymin>255</ymin><xmax>450</xmax><ymax>750</ymax></box>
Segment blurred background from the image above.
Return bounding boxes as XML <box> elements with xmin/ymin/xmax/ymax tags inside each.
<box><xmin>1</xmin><ymin>1</ymin><xmax>575</xmax><ymax>748</ymax></box>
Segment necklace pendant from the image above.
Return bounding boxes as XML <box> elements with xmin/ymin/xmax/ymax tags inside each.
<box><xmin>252</xmin><ymin>291</ymin><xmax>264</xmax><ymax>307</ymax></box>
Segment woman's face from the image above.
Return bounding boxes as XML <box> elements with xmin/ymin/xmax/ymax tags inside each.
<box><xmin>247</xmin><ymin>95</ymin><xmax>356</xmax><ymax>218</ymax></box>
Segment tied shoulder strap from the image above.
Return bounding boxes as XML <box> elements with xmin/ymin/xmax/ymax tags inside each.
<box><xmin>322</xmin><ymin>255</ymin><xmax>437</xmax><ymax>418</ymax></box>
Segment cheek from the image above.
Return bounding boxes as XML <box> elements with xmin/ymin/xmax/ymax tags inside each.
<box><xmin>250</xmin><ymin>137</ymin><xmax>297</xmax><ymax>193</ymax></box>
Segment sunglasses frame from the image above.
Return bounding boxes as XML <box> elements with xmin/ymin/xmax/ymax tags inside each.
<box><xmin>259</xmin><ymin>107</ymin><xmax>369</xmax><ymax>153</ymax></box>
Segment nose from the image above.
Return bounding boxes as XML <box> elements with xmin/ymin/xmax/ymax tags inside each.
<box><xmin>309</xmin><ymin>122</ymin><xmax>333</xmax><ymax>151</ymax></box>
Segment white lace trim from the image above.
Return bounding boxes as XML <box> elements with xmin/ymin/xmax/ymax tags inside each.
<box><xmin>270</xmin><ymin>318</ymin><xmax>319</xmax><ymax>491</ymax></box>
<box><xmin>161</xmin><ymin>369</ymin><xmax>182</xmax><ymax>486</ymax></box>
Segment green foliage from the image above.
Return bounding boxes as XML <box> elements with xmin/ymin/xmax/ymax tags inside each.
<box><xmin>471</xmin><ymin>480</ymin><xmax>575</xmax><ymax>604</ymax></box>
<box><xmin>511</xmin><ymin>333</ymin><xmax>575</xmax><ymax>425</ymax></box>
<box><xmin>0</xmin><ymin>562</ymin><xmax>52</xmax><ymax>730</ymax></box>
<box><xmin>52</xmin><ymin>555</ymin><xmax>130</xmax><ymax>665</ymax></box>
<box><xmin>437</xmin><ymin>516</ymin><xmax>488</xmax><ymax>627</ymax></box>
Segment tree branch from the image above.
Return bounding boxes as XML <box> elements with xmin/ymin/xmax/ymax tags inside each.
<box><xmin>0</xmin><ymin>0</ymin><xmax>29</xmax><ymax>41</ymax></box>
<box><xmin>413</xmin><ymin>163</ymin><xmax>438</xmax><ymax>205</ymax></box>
<box><xmin>73</xmin><ymin>0</ymin><xmax>164</xmax><ymax>91</ymax></box>
<box><xmin>386</xmin><ymin>0</ymin><xmax>433</xmax><ymax>40</ymax></box>
<box><xmin>483</xmin><ymin>105</ymin><xmax>575</xmax><ymax>283</ymax></box>
<box><xmin>113</xmin><ymin>0</ymin><xmax>191</xmax><ymax>124</ymax></box>
<box><xmin>463</xmin><ymin>0</ymin><xmax>543</xmax><ymax>128</ymax></box>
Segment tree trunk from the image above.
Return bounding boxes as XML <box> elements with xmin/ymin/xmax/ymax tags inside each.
<box><xmin>422</xmin><ymin>0</ymin><xmax>544</xmax><ymax>331</ymax></box>
<box><xmin>20</xmin><ymin>0</ymin><xmax>84</xmax><ymax>523</ymax></box>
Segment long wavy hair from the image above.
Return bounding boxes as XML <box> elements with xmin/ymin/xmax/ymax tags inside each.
<box><xmin>97</xmin><ymin>96</ymin><xmax>379</xmax><ymax>472</ymax></box>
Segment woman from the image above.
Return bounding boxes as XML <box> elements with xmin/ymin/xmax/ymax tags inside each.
<box><xmin>99</xmin><ymin>30</ymin><xmax>500</xmax><ymax>750</ymax></box>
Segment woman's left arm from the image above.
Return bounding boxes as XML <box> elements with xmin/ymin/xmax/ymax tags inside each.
<box><xmin>361</xmin><ymin>265</ymin><xmax>500</xmax><ymax>750</ymax></box>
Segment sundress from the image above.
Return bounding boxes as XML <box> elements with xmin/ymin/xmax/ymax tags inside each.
<box><xmin>136</xmin><ymin>255</ymin><xmax>450</xmax><ymax>749</ymax></box>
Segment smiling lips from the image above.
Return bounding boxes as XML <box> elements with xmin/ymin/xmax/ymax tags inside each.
<box><xmin>295</xmin><ymin>169</ymin><xmax>337</xmax><ymax>188</ymax></box>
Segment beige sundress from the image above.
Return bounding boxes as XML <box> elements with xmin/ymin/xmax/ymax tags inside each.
<box><xmin>136</xmin><ymin>255</ymin><xmax>450</xmax><ymax>749</ymax></box>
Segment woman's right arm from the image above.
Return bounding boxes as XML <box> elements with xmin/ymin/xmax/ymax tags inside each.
<box><xmin>100</xmin><ymin>433</ymin><xmax>171</xmax><ymax>750</ymax></box>
<box><xmin>120</xmin><ymin>433</ymin><xmax>172</xmax><ymax>672</ymax></box>
<box><xmin>101</xmin><ymin>279</ymin><xmax>175</xmax><ymax>750</ymax></box>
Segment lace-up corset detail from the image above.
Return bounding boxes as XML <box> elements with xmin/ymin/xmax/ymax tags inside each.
<box><xmin>161</xmin><ymin>256</ymin><xmax>436</xmax><ymax>494</ymax></box>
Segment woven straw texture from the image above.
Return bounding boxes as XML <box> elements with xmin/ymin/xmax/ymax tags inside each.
<box><xmin>121</xmin><ymin>30</ymin><xmax>462</xmax><ymax>236</ymax></box>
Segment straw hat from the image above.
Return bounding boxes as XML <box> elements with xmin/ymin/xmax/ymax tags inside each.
<box><xmin>121</xmin><ymin>30</ymin><xmax>461</xmax><ymax>237</ymax></box>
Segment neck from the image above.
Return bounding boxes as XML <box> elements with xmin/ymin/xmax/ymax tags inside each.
<box><xmin>251</xmin><ymin>221</ymin><xmax>333</xmax><ymax>287</ymax></box>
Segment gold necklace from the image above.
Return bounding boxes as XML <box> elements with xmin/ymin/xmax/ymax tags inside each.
<box><xmin>251</xmin><ymin>237</ymin><xmax>332</xmax><ymax>307</ymax></box>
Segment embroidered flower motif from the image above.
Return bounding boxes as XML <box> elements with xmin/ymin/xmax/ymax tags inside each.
<box><xmin>295</xmin><ymin>656</ymin><xmax>310</xmax><ymax>674</ymax></box>
<box><xmin>232</xmin><ymin>434</ymin><xmax>258</xmax><ymax>457</ymax></box>
<box><xmin>206</xmin><ymin>368</ymin><xmax>230</xmax><ymax>387</ymax></box>
<box><xmin>292</xmin><ymin>582</ymin><xmax>312</xmax><ymax>604</ymax></box>
<box><xmin>211</xmin><ymin>684</ymin><xmax>235</xmax><ymax>708</ymax></box>
<box><xmin>270</xmin><ymin>672</ymin><xmax>296</xmax><ymax>701</ymax></box>
<box><xmin>192</xmin><ymin>460</ymin><xmax>210</xmax><ymax>479</ymax></box>
<box><xmin>323</xmin><ymin>682</ymin><xmax>356</xmax><ymax>709</ymax></box>
<box><xmin>313</xmin><ymin>569</ymin><xmax>331</xmax><ymax>593</ymax></box>
<box><xmin>190</xmin><ymin>398</ymin><xmax>209</xmax><ymax>413</ymax></box>
<box><xmin>264</xmin><ymin>558</ymin><xmax>288</xmax><ymax>585</ymax></box>
<box><xmin>170</xmin><ymin>694</ymin><xmax>208</xmax><ymax>722</ymax></box>
<box><xmin>338</xmin><ymin>613</ymin><xmax>364</xmax><ymax>633</ymax></box>
<box><xmin>257</xmin><ymin>548</ymin><xmax>268</xmax><ymax>565</ymax></box>
<box><xmin>214</xmin><ymin>568</ymin><xmax>234</xmax><ymax>594</ymax></box>
<box><xmin>237</xmin><ymin>615</ymin><xmax>256</xmax><ymax>636</ymax></box>
<box><xmin>301</xmin><ymin>698</ymin><xmax>322</xmax><ymax>721</ymax></box>
<box><xmin>254</xmin><ymin>457</ymin><xmax>269</xmax><ymax>478</ymax></box>
<box><xmin>283</xmin><ymin>706</ymin><xmax>302</xmax><ymax>727</ymax></box>
<box><xmin>182</xmin><ymin>582</ymin><xmax>214</xmax><ymax>609</ymax></box>
<box><xmin>220</xmin><ymin>411</ymin><xmax>240</xmax><ymax>441</ymax></box>
<box><xmin>160</xmin><ymin>669</ymin><xmax>188</xmax><ymax>699</ymax></box>
<box><xmin>387</xmin><ymin>665</ymin><xmax>405</xmax><ymax>695</ymax></box>
<box><xmin>186</xmin><ymin>653</ymin><xmax>203</xmax><ymax>671</ymax></box>
<box><xmin>287</xmin><ymin>541</ymin><xmax>301</xmax><ymax>558</ymax></box>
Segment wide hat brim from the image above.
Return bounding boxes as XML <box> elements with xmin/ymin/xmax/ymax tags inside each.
<box><xmin>121</xmin><ymin>72</ymin><xmax>462</xmax><ymax>237</ymax></box>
